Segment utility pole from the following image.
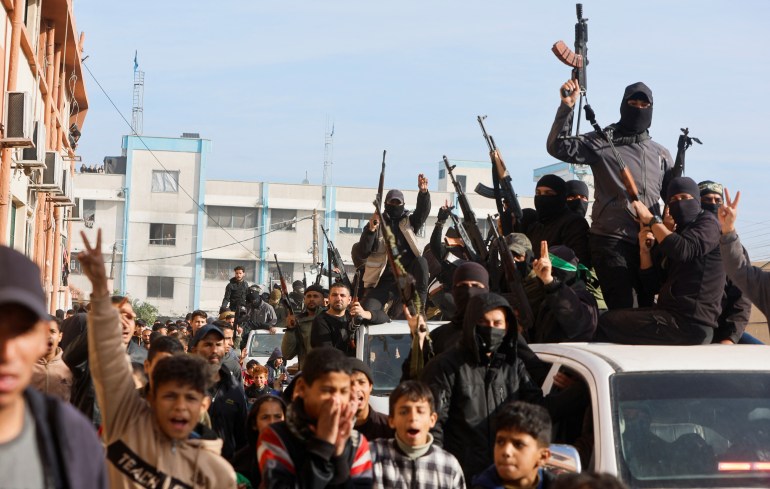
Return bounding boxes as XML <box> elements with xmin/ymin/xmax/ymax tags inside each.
<box><xmin>109</xmin><ymin>242</ymin><xmax>117</xmax><ymax>279</ymax></box>
<box><xmin>312</xmin><ymin>209</ymin><xmax>319</xmax><ymax>264</ymax></box>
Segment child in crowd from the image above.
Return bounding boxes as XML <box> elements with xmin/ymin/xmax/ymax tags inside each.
<box><xmin>472</xmin><ymin>401</ymin><xmax>555</xmax><ymax>489</ymax></box>
<box><xmin>267</xmin><ymin>347</ymin><xmax>289</xmax><ymax>387</ymax></box>
<box><xmin>369</xmin><ymin>380</ymin><xmax>465</xmax><ymax>489</ymax></box>
<box><xmin>243</xmin><ymin>359</ymin><xmax>260</xmax><ymax>387</ymax></box>
<box><xmin>246</xmin><ymin>364</ymin><xmax>280</xmax><ymax>400</ymax></box>
<box><xmin>30</xmin><ymin>315</ymin><xmax>73</xmax><ymax>401</ymax></box>
<box><xmin>257</xmin><ymin>346</ymin><xmax>373</xmax><ymax>487</ymax></box>
<box><xmin>78</xmin><ymin>230</ymin><xmax>236</xmax><ymax>488</ymax></box>
<box><xmin>234</xmin><ymin>395</ymin><xmax>287</xmax><ymax>488</ymax></box>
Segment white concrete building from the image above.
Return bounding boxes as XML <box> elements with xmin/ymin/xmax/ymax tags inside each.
<box><xmin>70</xmin><ymin>134</ymin><xmax>539</xmax><ymax>316</ymax></box>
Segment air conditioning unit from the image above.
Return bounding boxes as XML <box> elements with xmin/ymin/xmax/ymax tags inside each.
<box><xmin>31</xmin><ymin>151</ymin><xmax>62</xmax><ymax>192</ymax></box>
<box><xmin>1</xmin><ymin>91</ymin><xmax>33</xmax><ymax>148</ymax></box>
<box><xmin>64</xmin><ymin>197</ymin><xmax>83</xmax><ymax>221</ymax></box>
<box><xmin>51</xmin><ymin>169</ymin><xmax>74</xmax><ymax>206</ymax></box>
<box><xmin>16</xmin><ymin>121</ymin><xmax>46</xmax><ymax>168</ymax></box>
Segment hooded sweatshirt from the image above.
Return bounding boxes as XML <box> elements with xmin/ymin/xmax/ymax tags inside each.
<box><xmin>266</xmin><ymin>347</ymin><xmax>287</xmax><ymax>385</ymax></box>
<box><xmin>421</xmin><ymin>293</ymin><xmax>544</xmax><ymax>481</ymax></box>
<box><xmin>87</xmin><ymin>295</ymin><xmax>237</xmax><ymax>488</ymax></box>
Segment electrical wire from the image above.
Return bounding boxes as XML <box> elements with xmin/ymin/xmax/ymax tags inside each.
<box><xmin>103</xmin><ymin>215</ymin><xmax>311</xmax><ymax>264</ymax></box>
<box><xmin>80</xmin><ymin>59</ymin><xmax>263</xmax><ymax>262</ymax></box>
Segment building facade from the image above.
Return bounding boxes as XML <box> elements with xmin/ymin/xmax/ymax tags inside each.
<box><xmin>0</xmin><ymin>0</ymin><xmax>88</xmax><ymax>313</ymax></box>
<box><xmin>69</xmin><ymin>135</ymin><xmax>537</xmax><ymax>317</ymax></box>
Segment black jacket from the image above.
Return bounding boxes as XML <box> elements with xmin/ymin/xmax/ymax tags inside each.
<box><xmin>547</xmin><ymin>102</ymin><xmax>674</xmax><ymax>243</ymax></box>
<box><xmin>356</xmin><ymin>407</ymin><xmax>394</xmax><ymax>442</ymax></box>
<box><xmin>25</xmin><ymin>387</ymin><xmax>108</xmax><ymax>488</ymax></box>
<box><xmin>208</xmin><ymin>364</ymin><xmax>248</xmax><ymax>462</ymax></box>
<box><xmin>530</xmin><ymin>278</ymin><xmax>598</xmax><ymax>343</ymax></box>
<box><xmin>527</xmin><ymin>210</ymin><xmax>591</xmax><ymax>269</ymax></box>
<box><xmin>222</xmin><ymin>277</ymin><xmax>250</xmax><ymax>311</ymax></box>
<box><xmin>310</xmin><ymin>311</ymin><xmax>356</xmax><ymax>356</ymax></box>
<box><xmin>715</xmin><ymin>246</ymin><xmax>752</xmax><ymax>343</ymax></box>
<box><xmin>641</xmin><ymin>211</ymin><xmax>725</xmax><ymax>329</ymax></box>
<box><xmin>421</xmin><ymin>294</ymin><xmax>543</xmax><ymax>480</ymax></box>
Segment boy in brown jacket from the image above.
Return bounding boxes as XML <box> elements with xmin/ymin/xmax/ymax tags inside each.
<box><xmin>31</xmin><ymin>315</ymin><xmax>72</xmax><ymax>401</ymax></box>
<box><xmin>79</xmin><ymin>230</ymin><xmax>236</xmax><ymax>488</ymax></box>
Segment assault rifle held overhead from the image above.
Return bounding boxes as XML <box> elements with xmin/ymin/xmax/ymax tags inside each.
<box><xmin>475</xmin><ymin>116</ymin><xmax>523</xmax><ymax>235</ymax></box>
<box><xmin>552</xmin><ymin>3</ymin><xmax>589</xmax><ymax>135</ymax></box>
<box><xmin>442</xmin><ymin>155</ymin><xmax>488</xmax><ymax>262</ymax></box>
<box><xmin>274</xmin><ymin>254</ymin><xmax>297</xmax><ymax>321</ymax></box>
<box><xmin>372</xmin><ymin>150</ymin><xmax>387</xmax><ymax>252</ymax></box>
<box><xmin>320</xmin><ymin>225</ymin><xmax>352</xmax><ymax>291</ymax></box>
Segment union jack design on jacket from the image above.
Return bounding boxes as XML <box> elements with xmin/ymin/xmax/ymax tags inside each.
<box><xmin>257</xmin><ymin>399</ymin><xmax>373</xmax><ymax>488</ymax></box>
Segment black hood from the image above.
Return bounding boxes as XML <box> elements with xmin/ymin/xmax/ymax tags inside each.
<box><xmin>617</xmin><ymin>82</ymin><xmax>653</xmax><ymax>135</ymax></box>
<box><xmin>462</xmin><ymin>293</ymin><xmax>518</xmax><ymax>364</ymax></box>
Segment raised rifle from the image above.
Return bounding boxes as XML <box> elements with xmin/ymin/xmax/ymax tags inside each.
<box><xmin>372</xmin><ymin>150</ymin><xmax>387</xmax><ymax>252</ymax></box>
<box><xmin>372</xmin><ymin>200</ymin><xmax>425</xmax><ymax>324</ymax></box>
<box><xmin>320</xmin><ymin>225</ymin><xmax>352</xmax><ymax>290</ymax></box>
<box><xmin>443</xmin><ymin>155</ymin><xmax>488</xmax><ymax>262</ymax></box>
<box><xmin>552</xmin><ymin>3</ymin><xmax>589</xmax><ymax>135</ymax></box>
<box><xmin>486</xmin><ymin>214</ymin><xmax>534</xmax><ymax>331</ymax></box>
<box><xmin>673</xmin><ymin>127</ymin><xmax>702</xmax><ymax>178</ymax></box>
<box><xmin>273</xmin><ymin>254</ymin><xmax>296</xmax><ymax>322</ymax></box>
<box><xmin>475</xmin><ymin>116</ymin><xmax>523</xmax><ymax>235</ymax></box>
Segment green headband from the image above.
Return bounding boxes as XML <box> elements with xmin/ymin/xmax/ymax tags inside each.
<box><xmin>549</xmin><ymin>253</ymin><xmax>577</xmax><ymax>272</ymax></box>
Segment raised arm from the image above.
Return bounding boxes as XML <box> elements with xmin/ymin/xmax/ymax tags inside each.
<box><xmin>79</xmin><ymin>230</ymin><xmax>143</xmax><ymax>439</ymax></box>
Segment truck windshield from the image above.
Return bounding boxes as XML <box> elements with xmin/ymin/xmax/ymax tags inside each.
<box><xmin>612</xmin><ymin>371</ymin><xmax>770</xmax><ymax>488</ymax></box>
<box><xmin>249</xmin><ymin>333</ymin><xmax>284</xmax><ymax>357</ymax></box>
<box><xmin>363</xmin><ymin>332</ymin><xmax>413</xmax><ymax>396</ymax></box>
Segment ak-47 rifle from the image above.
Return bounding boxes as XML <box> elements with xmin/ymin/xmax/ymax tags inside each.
<box><xmin>475</xmin><ymin>116</ymin><xmax>523</xmax><ymax>235</ymax></box>
<box><xmin>274</xmin><ymin>254</ymin><xmax>296</xmax><ymax>322</ymax></box>
<box><xmin>486</xmin><ymin>214</ymin><xmax>534</xmax><ymax>331</ymax></box>
<box><xmin>350</xmin><ymin>269</ymin><xmax>363</xmax><ymax>328</ymax></box>
<box><xmin>320</xmin><ymin>225</ymin><xmax>352</xmax><ymax>290</ymax></box>
<box><xmin>673</xmin><ymin>127</ymin><xmax>702</xmax><ymax>178</ymax></box>
<box><xmin>552</xmin><ymin>3</ymin><xmax>589</xmax><ymax>135</ymax></box>
<box><xmin>372</xmin><ymin>150</ymin><xmax>387</xmax><ymax>252</ymax></box>
<box><xmin>372</xmin><ymin>200</ymin><xmax>425</xmax><ymax>325</ymax></box>
<box><xmin>442</xmin><ymin>155</ymin><xmax>488</xmax><ymax>263</ymax></box>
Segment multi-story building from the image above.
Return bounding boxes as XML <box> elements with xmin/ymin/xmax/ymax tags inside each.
<box><xmin>69</xmin><ymin>133</ymin><xmax>536</xmax><ymax>317</ymax></box>
<box><xmin>0</xmin><ymin>0</ymin><xmax>89</xmax><ymax>312</ymax></box>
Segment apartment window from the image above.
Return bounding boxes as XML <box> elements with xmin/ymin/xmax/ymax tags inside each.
<box><xmin>204</xmin><ymin>259</ymin><xmax>256</xmax><ymax>282</ymax></box>
<box><xmin>83</xmin><ymin>199</ymin><xmax>96</xmax><ymax>229</ymax></box>
<box><xmin>147</xmin><ymin>276</ymin><xmax>174</xmax><ymax>299</ymax></box>
<box><xmin>338</xmin><ymin>212</ymin><xmax>370</xmax><ymax>235</ymax></box>
<box><xmin>271</xmin><ymin>209</ymin><xmax>297</xmax><ymax>231</ymax></box>
<box><xmin>151</xmin><ymin>170</ymin><xmax>179</xmax><ymax>193</ymax></box>
<box><xmin>149</xmin><ymin>223</ymin><xmax>176</xmax><ymax>246</ymax></box>
<box><xmin>207</xmin><ymin>206</ymin><xmax>258</xmax><ymax>229</ymax></box>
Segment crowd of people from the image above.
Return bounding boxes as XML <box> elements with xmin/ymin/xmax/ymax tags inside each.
<box><xmin>1</xmin><ymin>78</ymin><xmax>769</xmax><ymax>488</ymax></box>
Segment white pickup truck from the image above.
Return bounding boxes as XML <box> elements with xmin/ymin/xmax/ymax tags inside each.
<box><xmin>356</xmin><ymin>322</ymin><xmax>770</xmax><ymax>488</ymax></box>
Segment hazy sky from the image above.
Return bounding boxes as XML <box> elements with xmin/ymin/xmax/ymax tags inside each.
<box><xmin>74</xmin><ymin>1</ymin><xmax>770</xmax><ymax>257</ymax></box>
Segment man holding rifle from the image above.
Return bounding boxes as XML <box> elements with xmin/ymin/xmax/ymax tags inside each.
<box><xmin>547</xmin><ymin>80</ymin><xmax>674</xmax><ymax>310</ymax></box>
<box><xmin>358</xmin><ymin>175</ymin><xmax>431</xmax><ymax>319</ymax></box>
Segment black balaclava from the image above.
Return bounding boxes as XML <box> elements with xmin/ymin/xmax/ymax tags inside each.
<box><xmin>451</xmin><ymin>262</ymin><xmax>489</xmax><ymax>317</ymax></box>
<box><xmin>617</xmin><ymin>82</ymin><xmax>653</xmax><ymax>135</ymax></box>
<box><xmin>667</xmin><ymin>177</ymin><xmax>702</xmax><ymax>227</ymax></box>
<box><xmin>384</xmin><ymin>189</ymin><xmax>405</xmax><ymax>221</ymax></box>
<box><xmin>534</xmin><ymin>174</ymin><xmax>568</xmax><ymax>223</ymax></box>
<box><xmin>565</xmin><ymin>180</ymin><xmax>590</xmax><ymax>218</ymax></box>
<box><xmin>698</xmin><ymin>180</ymin><xmax>724</xmax><ymax>215</ymax></box>
<box><xmin>519</xmin><ymin>208</ymin><xmax>538</xmax><ymax>235</ymax></box>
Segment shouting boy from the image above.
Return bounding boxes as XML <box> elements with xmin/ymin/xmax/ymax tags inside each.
<box><xmin>79</xmin><ymin>230</ymin><xmax>236</xmax><ymax>488</ymax></box>
<box><xmin>370</xmin><ymin>380</ymin><xmax>465</xmax><ymax>489</ymax></box>
<box><xmin>257</xmin><ymin>346</ymin><xmax>373</xmax><ymax>487</ymax></box>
